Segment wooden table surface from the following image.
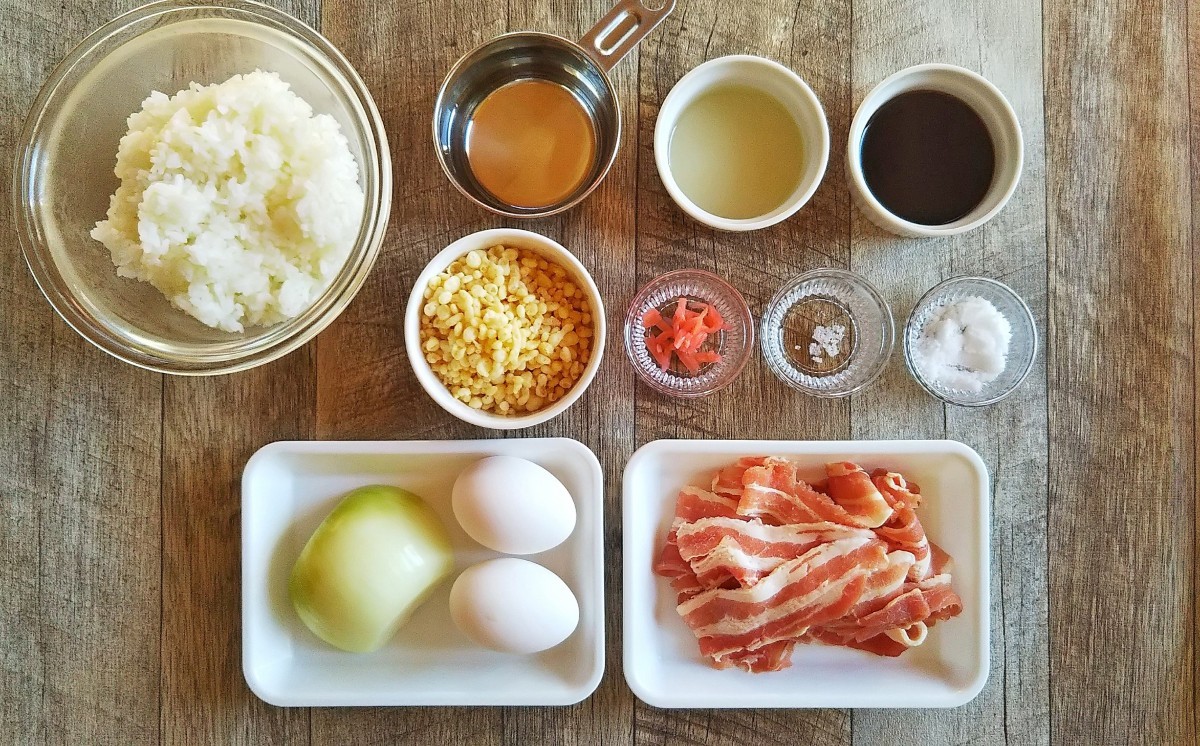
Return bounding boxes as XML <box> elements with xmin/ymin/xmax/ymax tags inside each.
<box><xmin>2</xmin><ymin>0</ymin><xmax>1196</xmax><ymax>743</ymax></box>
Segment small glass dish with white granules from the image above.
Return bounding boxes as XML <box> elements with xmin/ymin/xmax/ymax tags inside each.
<box><xmin>904</xmin><ymin>276</ymin><xmax>1038</xmax><ymax>406</ymax></box>
<box><xmin>761</xmin><ymin>268</ymin><xmax>894</xmax><ymax>397</ymax></box>
<box><xmin>624</xmin><ymin>269</ymin><xmax>754</xmax><ymax>397</ymax></box>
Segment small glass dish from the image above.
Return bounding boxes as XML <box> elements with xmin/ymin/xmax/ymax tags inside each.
<box><xmin>904</xmin><ymin>276</ymin><xmax>1037</xmax><ymax>406</ymax></box>
<box><xmin>761</xmin><ymin>268</ymin><xmax>894</xmax><ymax>397</ymax></box>
<box><xmin>624</xmin><ymin>269</ymin><xmax>753</xmax><ymax>397</ymax></box>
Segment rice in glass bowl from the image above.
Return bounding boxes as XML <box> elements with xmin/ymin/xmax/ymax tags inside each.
<box><xmin>14</xmin><ymin>0</ymin><xmax>391</xmax><ymax>374</ymax></box>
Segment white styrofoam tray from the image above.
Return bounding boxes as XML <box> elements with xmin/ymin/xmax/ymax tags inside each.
<box><xmin>623</xmin><ymin>439</ymin><xmax>989</xmax><ymax>708</ymax></box>
<box><xmin>242</xmin><ymin>438</ymin><xmax>604</xmax><ymax>707</ymax></box>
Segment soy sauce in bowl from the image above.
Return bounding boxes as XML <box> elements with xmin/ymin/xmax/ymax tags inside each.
<box><xmin>859</xmin><ymin>90</ymin><xmax>995</xmax><ymax>226</ymax></box>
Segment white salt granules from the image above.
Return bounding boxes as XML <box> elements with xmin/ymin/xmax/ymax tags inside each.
<box><xmin>805</xmin><ymin>324</ymin><xmax>846</xmax><ymax>364</ymax></box>
<box><xmin>911</xmin><ymin>296</ymin><xmax>1011</xmax><ymax>393</ymax></box>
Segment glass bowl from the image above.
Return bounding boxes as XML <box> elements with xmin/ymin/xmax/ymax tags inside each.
<box><xmin>904</xmin><ymin>276</ymin><xmax>1037</xmax><ymax>406</ymax></box>
<box><xmin>13</xmin><ymin>0</ymin><xmax>391</xmax><ymax>375</ymax></box>
<box><xmin>761</xmin><ymin>268</ymin><xmax>894</xmax><ymax>397</ymax></box>
<box><xmin>624</xmin><ymin>269</ymin><xmax>753</xmax><ymax>397</ymax></box>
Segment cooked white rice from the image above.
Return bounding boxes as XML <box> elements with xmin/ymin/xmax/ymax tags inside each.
<box><xmin>91</xmin><ymin>70</ymin><xmax>365</xmax><ymax>333</ymax></box>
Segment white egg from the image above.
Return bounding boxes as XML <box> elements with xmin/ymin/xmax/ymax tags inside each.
<box><xmin>451</xmin><ymin>455</ymin><xmax>576</xmax><ymax>554</ymax></box>
<box><xmin>449</xmin><ymin>558</ymin><xmax>580</xmax><ymax>654</ymax></box>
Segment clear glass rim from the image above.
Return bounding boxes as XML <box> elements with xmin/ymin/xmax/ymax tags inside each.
<box><xmin>623</xmin><ymin>268</ymin><xmax>754</xmax><ymax>398</ymax></box>
<box><xmin>13</xmin><ymin>0</ymin><xmax>392</xmax><ymax>375</ymax></box>
<box><xmin>760</xmin><ymin>267</ymin><xmax>895</xmax><ymax>398</ymax></box>
<box><xmin>902</xmin><ymin>275</ymin><xmax>1038</xmax><ymax>407</ymax></box>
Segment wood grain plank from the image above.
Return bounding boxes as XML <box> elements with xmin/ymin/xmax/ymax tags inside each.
<box><xmin>313</xmin><ymin>0</ymin><xmax>638</xmax><ymax>740</ymax></box>
<box><xmin>38</xmin><ymin>343</ymin><xmax>163</xmax><ymax>746</ymax></box>
<box><xmin>1</xmin><ymin>2</ymin><xmax>164</xmax><ymax>744</ymax></box>
<box><xmin>0</xmin><ymin>8</ymin><xmax>56</xmax><ymax>738</ymax></box>
<box><xmin>4</xmin><ymin>0</ymin><xmax>1199</xmax><ymax>742</ymax></box>
<box><xmin>1193</xmin><ymin>0</ymin><xmax>1200</xmax><ymax>733</ymax></box>
<box><xmin>311</xmin><ymin>0</ymin><xmax>513</xmax><ymax>739</ymax></box>
<box><xmin>160</xmin><ymin>357</ymin><xmax>315</xmax><ymax>746</ymax></box>
<box><xmin>850</xmin><ymin>2</ymin><xmax>1049</xmax><ymax>745</ymax></box>
<box><xmin>1046</xmin><ymin>0</ymin><xmax>1196</xmax><ymax>743</ymax></box>
<box><xmin>500</xmin><ymin>2</ymin><xmax>638</xmax><ymax>744</ymax></box>
<box><xmin>634</xmin><ymin>0</ymin><xmax>852</xmax><ymax>743</ymax></box>
<box><xmin>315</xmin><ymin>0</ymin><xmax>507</xmax><ymax>442</ymax></box>
<box><xmin>311</xmin><ymin>0</ymin><xmax>509</xmax><ymax>741</ymax></box>
<box><xmin>958</xmin><ymin>3</ymin><xmax>1050</xmax><ymax>742</ymax></box>
<box><xmin>155</xmin><ymin>2</ymin><xmax>319</xmax><ymax>744</ymax></box>
<box><xmin>634</xmin><ymin>0</ymin><xmax>853</xmax><ymax>446</ymax></box>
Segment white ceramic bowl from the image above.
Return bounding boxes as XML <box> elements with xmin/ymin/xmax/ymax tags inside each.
<box><xmin>404</xmin><ymin>228</ymin><xmax>606</xmax><ymax>430</ymax></box>
<box><xmin>653</xmin><ymin>55</ymin><xmax>830</xmax><ymax>232</ymax></box>
<box><xmin>846</xmin><ymin>63</ymin><xmax>1023</xmax><ymax>238</ymax></box>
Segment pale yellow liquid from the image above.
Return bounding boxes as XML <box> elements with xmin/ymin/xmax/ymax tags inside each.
<box><xmin>668</xmin><ymin>84</ymin><xmax>805</xmax><ymax>220</ymax></box>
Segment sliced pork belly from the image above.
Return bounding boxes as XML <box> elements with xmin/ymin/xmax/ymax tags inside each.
<box><xmin>917</xmin><ymin>573</ymin><xmax>963</xmax><ymax>623</ymax></box>
<box><xmin>653</xmin><ymin>457</ymin><xmax>962</xmax><ymax>672</ymax></box>
<box><xmin>711</xmin><ymin>456</ymin><xmax>769</xmax><ymax>499</ymax></box>
<box><xmin>874</xmin><ymin>506</ymin><xmax>933</xmax><ymax>581</ymax></box>
<box><xmin>808</xmin><ymin>629</ymin><xmax>909</xmax><ymax>658</ymax></box>
<box><xmin>929</xmin><ymin>540</ymin><xmax>953</xmax><ymax>575</ymax></box>
<box><xmin>653</xmin><ymin>486</ymin><xmax>745</xmax><ymax>603</ymax></box>
<box><xmin>871</xmin><ymin>469</ymin><xmax>923</xmax><ymax>509</ymax></box>
<box><xmin>675</xmin><ymin>517</ymin><xmax>873</xmax><ymax>589</ymax></box>
<box><xmin>825</xmin><ymin>461</ymin><xmax>894</xmax><ymax>528</ymax></box>
<box><xmin>738</xmin><ymin>458</ymin><xmax>864</xmax><ymax>526</ymax></box>
<box><xmin>838</xmin><ymin>549</ymin><xmax>917</xmax><ymax>620</ymax></box>
<box><xmin>819</xmin><ymin>572</ymin><xmax>963</xmax><ymax>649</ymax></box>
<box><xmin>679</xmin><ymin>538</ymin><xmax>888</xmax><ymax>662</ymax></box>
<box><xmin>873</xmin><ymin>471</ymin><xmax>933</xmax><ymax>580</ymax></box>
<box><xmin>673</xmin><ymin>485</ymin><xmax>740</xmax><ymax>522</ymax></box>
<box><xmin>717</xmin><ymin>639</ymin><xmax>797</xmax><ymax>673</ymax></box>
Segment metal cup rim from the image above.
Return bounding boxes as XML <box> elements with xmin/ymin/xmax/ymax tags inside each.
<box><xmin>431</xmin><ymin>31</ymin><xmax>622</xmax><ymax>219</ymax></box>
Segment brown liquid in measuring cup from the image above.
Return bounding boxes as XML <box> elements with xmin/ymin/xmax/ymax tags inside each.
<box><xmin>466</xmin><ymin>79</ymin><xmax>597</xmax><ymax>209</ymax></box>
<box><xmin>860</xmin><ymin>90</ymin><xmax>995</xmax><ymax>226</ymax></box>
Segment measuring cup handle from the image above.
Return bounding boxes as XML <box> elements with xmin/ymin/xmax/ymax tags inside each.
<box><xmin>579</xmin><ymin>0</ymin><xmax>676</xmax><ymax>72</ymax></box>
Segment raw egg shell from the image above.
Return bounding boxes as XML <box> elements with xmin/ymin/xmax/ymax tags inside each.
<box><xmin>451</xmin><ymin>455</ymin><xmax>576</xmax><ymax>554</ymax></box>
<box><xmin>448</xmin><ymin>558</ymin><xmax>580</xmax><ymax>654</ymax></box>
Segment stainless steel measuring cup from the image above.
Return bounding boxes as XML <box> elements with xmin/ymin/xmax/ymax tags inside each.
<box><xmin>433</xmin><ymin>0</ymin><xmax>676</xmax><ymax>218</ymax></box>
